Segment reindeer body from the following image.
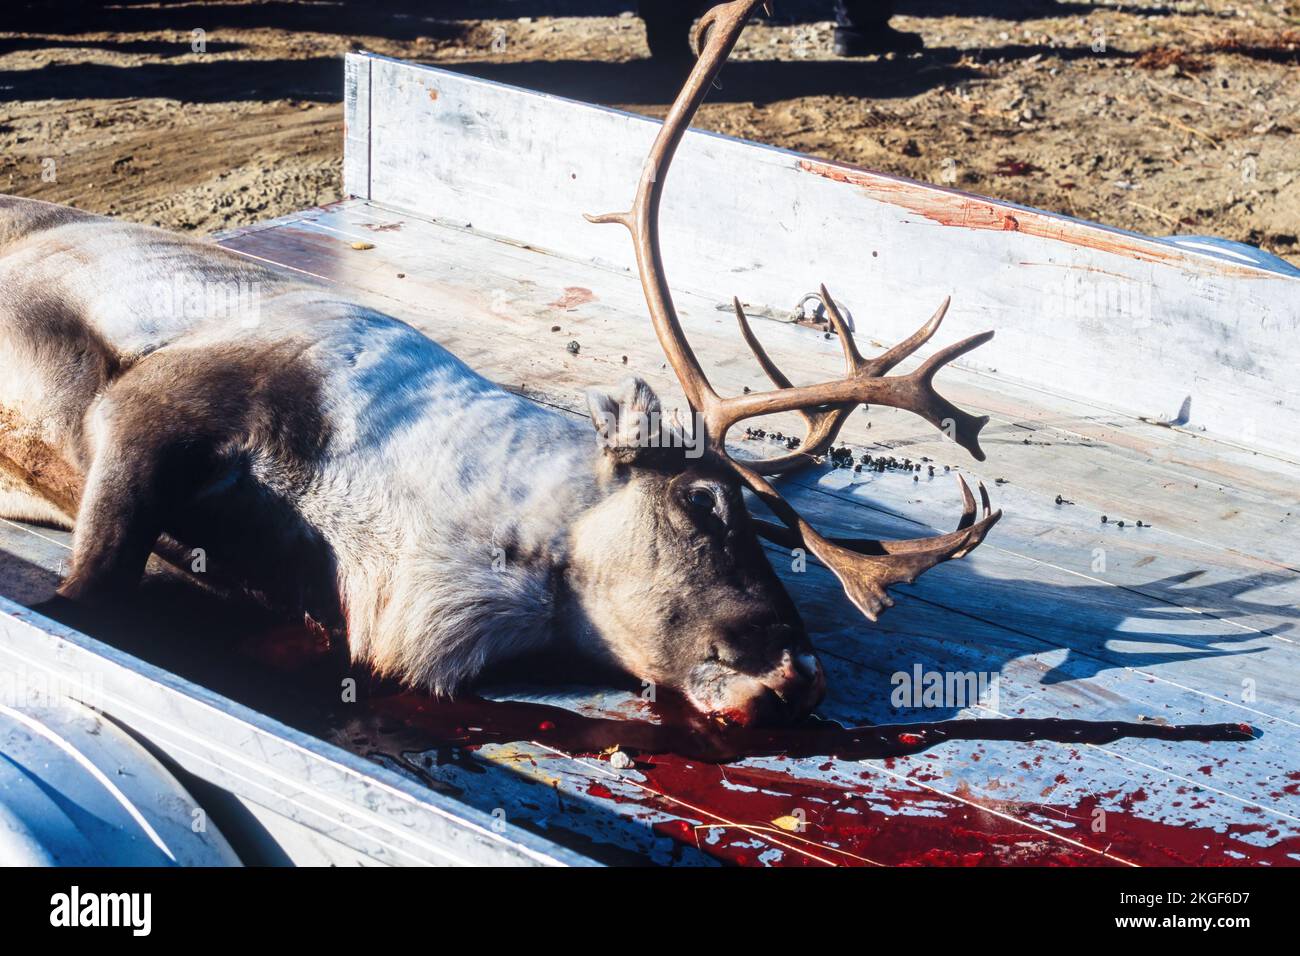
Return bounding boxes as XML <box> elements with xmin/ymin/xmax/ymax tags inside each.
<box><xmin>0</xmin><ymin>194</ymin><xmax>830</xmax><ymax>723</ymax></box>
<box><xmin>0</xmin><ymin>195</ymin><xmax>603</xmax><ymax>691</ymax></box>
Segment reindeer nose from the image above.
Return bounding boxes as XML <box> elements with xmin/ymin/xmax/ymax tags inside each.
<box><xmin>761</xmin><ymin>649</ymin><xmax>826</xmax><ymax>718</ymax></box>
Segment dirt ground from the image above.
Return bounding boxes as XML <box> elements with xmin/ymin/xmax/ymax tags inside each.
<box><xmin>1</xmin><ymin>0</ymin><xmax>1296</xmax><ymax>263</ymax></box>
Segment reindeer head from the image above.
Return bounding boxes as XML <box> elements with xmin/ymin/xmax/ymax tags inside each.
<box><xmin>571</xmin><ymin>0</ymin><xmax>1003</xmax><ymax>725</ymax></box>
<box><xmin>565</xmin><ymin>377</ymin><xmax>824</xmax><ymax>726</ymax></box>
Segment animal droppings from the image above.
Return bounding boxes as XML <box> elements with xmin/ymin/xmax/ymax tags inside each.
<box><xmin>829</xmin><ymin>446</ymin><xmax>855</xmax><ymax>468</ymax></box>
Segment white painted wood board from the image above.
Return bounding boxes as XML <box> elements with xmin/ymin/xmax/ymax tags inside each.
<box><xmin>342</xmin><ymin>52</ymin><xmax>1300</xmax><ymax>461</ymax></box>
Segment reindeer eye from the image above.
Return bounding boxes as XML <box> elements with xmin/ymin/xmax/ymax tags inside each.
<box><xmin>687</xmin><ymin>487</ymin><xmax>718</xmax><ymax>514</ymax></box>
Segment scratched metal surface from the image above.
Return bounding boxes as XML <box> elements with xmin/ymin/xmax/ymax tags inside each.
<box><xmin>216</xmin><ymin>199</ymin><xmax>1299</xmax><ymax>866</ymax></box>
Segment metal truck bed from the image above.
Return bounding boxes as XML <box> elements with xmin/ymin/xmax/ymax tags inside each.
<box><xmin>2</xmin><ymin>53</ymin><xmax>1298</xmax><ymax>866</ymax></box>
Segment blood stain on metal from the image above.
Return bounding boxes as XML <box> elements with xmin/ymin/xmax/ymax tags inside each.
<box><xmin>340</xmin><ymin>680</ymin><xmax>1264</xmax><ymax>866</ymax></box>
<box><xmin>548</xmin><ymin>286</ymin><xmax>597</xmax><ymax>310</ymax></box>
<box><xmin>794</xmin><ymin>158</ymin><xmax>1272</xmax><ymax>276</ymax></box>
<box><xmin>587</xmin><ymin>756</ymin><xmax>1300</xmax><ymax>867</ymax></box>
<box><xmin>585</xmin><ymin>782</ymin><xmax>615</xmax><ymax>800</ymax></box>
<box><xmin>129</xmin><ymin>619</ymin><xmax>1277</xmax><ymax>868</ymax></box>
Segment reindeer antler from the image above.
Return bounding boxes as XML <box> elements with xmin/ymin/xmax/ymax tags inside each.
<box><xmin>587</xmin><ymin>0</ymin><xmax>1001</xmax><ymax>622</ymax></box>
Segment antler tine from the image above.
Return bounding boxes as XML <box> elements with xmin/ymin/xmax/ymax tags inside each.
<box><xmin>738</xmin><ymin>284</ymin><xmax>872</xmax><ymax>394</ymax></box>
<box><xmin>747</xmin><ymin>472</ymin><xmax>1002</xmax><ymax>620</ymax></box>
<box><xmin>862</xmin><ymin>293</ymin><xmax>949</xmax><ymax>376</ymax></box>
<box><xmin>955</xmin><ymin>471</ymin><xmax>978</xmax><ymax>530</ymax></box>
<box><xmin>733</xmin><ymin>297</ymin><xmax>796</xmax><ymax>390</ymax></box>
<box><xmin>722</xmin><ymin>280</ymin><xmax>982</xmax><ymax>468</ymax></box>
<box><xmin>703</xmin><ymin>333</ymin><xmax>994</xmax><ymax>461</ymax></box>
<box><xmin>951</xmin><ymin>481</ymin><xmax>995</xmax><ymax>558</ymax></box>
<box><xmin>732</xmin><ymin>296</ymin><xmax>856</xmax><ymax>473</ymax></box>
<box><xmin>906</xmin><ymin>329</ymin><xmax>996</xmax><ymax>460</ymax></box>
<box><xmin>732</xmin><ymin>287</ymin><xmax>964</xmax><ymax>473</ymax></box>
<box><xmin>867</xmin><ymin>475</ymin><xmax>999</xmax><ymax>556</ymax></box>
<box><xmin>817</xmin><ymin>285</ymin><xmax>866</xmax><ymax>368</ymax></box>
<box><xmin>750</xmin><ymin>474</ymin><xmax>989</xmax><ymax>553</ymax></box>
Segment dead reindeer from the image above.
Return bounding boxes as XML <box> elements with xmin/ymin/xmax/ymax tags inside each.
<box><xmin>0</xmin><ymin>0</ymin><xmax>998</xmax><ymax>726</ymax></box>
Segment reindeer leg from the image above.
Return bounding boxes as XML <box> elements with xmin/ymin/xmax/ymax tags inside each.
<box><xmin>59</xmin><ymin>428</ymin><xmax>169</xmax><ymax>604</ymax></box>
<box><xmin>56</xmin><ymin>367</ymin><xmax>224</xmax><ymax>604</ymax></box>
<box><xmin>0</xmin><ymin>398</ymin><xmax>239</xmax><ymax>604</ymax></box>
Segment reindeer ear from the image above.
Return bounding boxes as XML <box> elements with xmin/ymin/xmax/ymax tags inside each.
<box><xmin>586</xmin><ymin>377</ymin><xmax>662</xmax><ymax>460</ymax></box>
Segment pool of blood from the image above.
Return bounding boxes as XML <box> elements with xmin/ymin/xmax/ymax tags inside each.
<box><xmin>34</xmin><ymin>576</ymin><xmax>1279</xmax><ymax>867</ymax></box>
